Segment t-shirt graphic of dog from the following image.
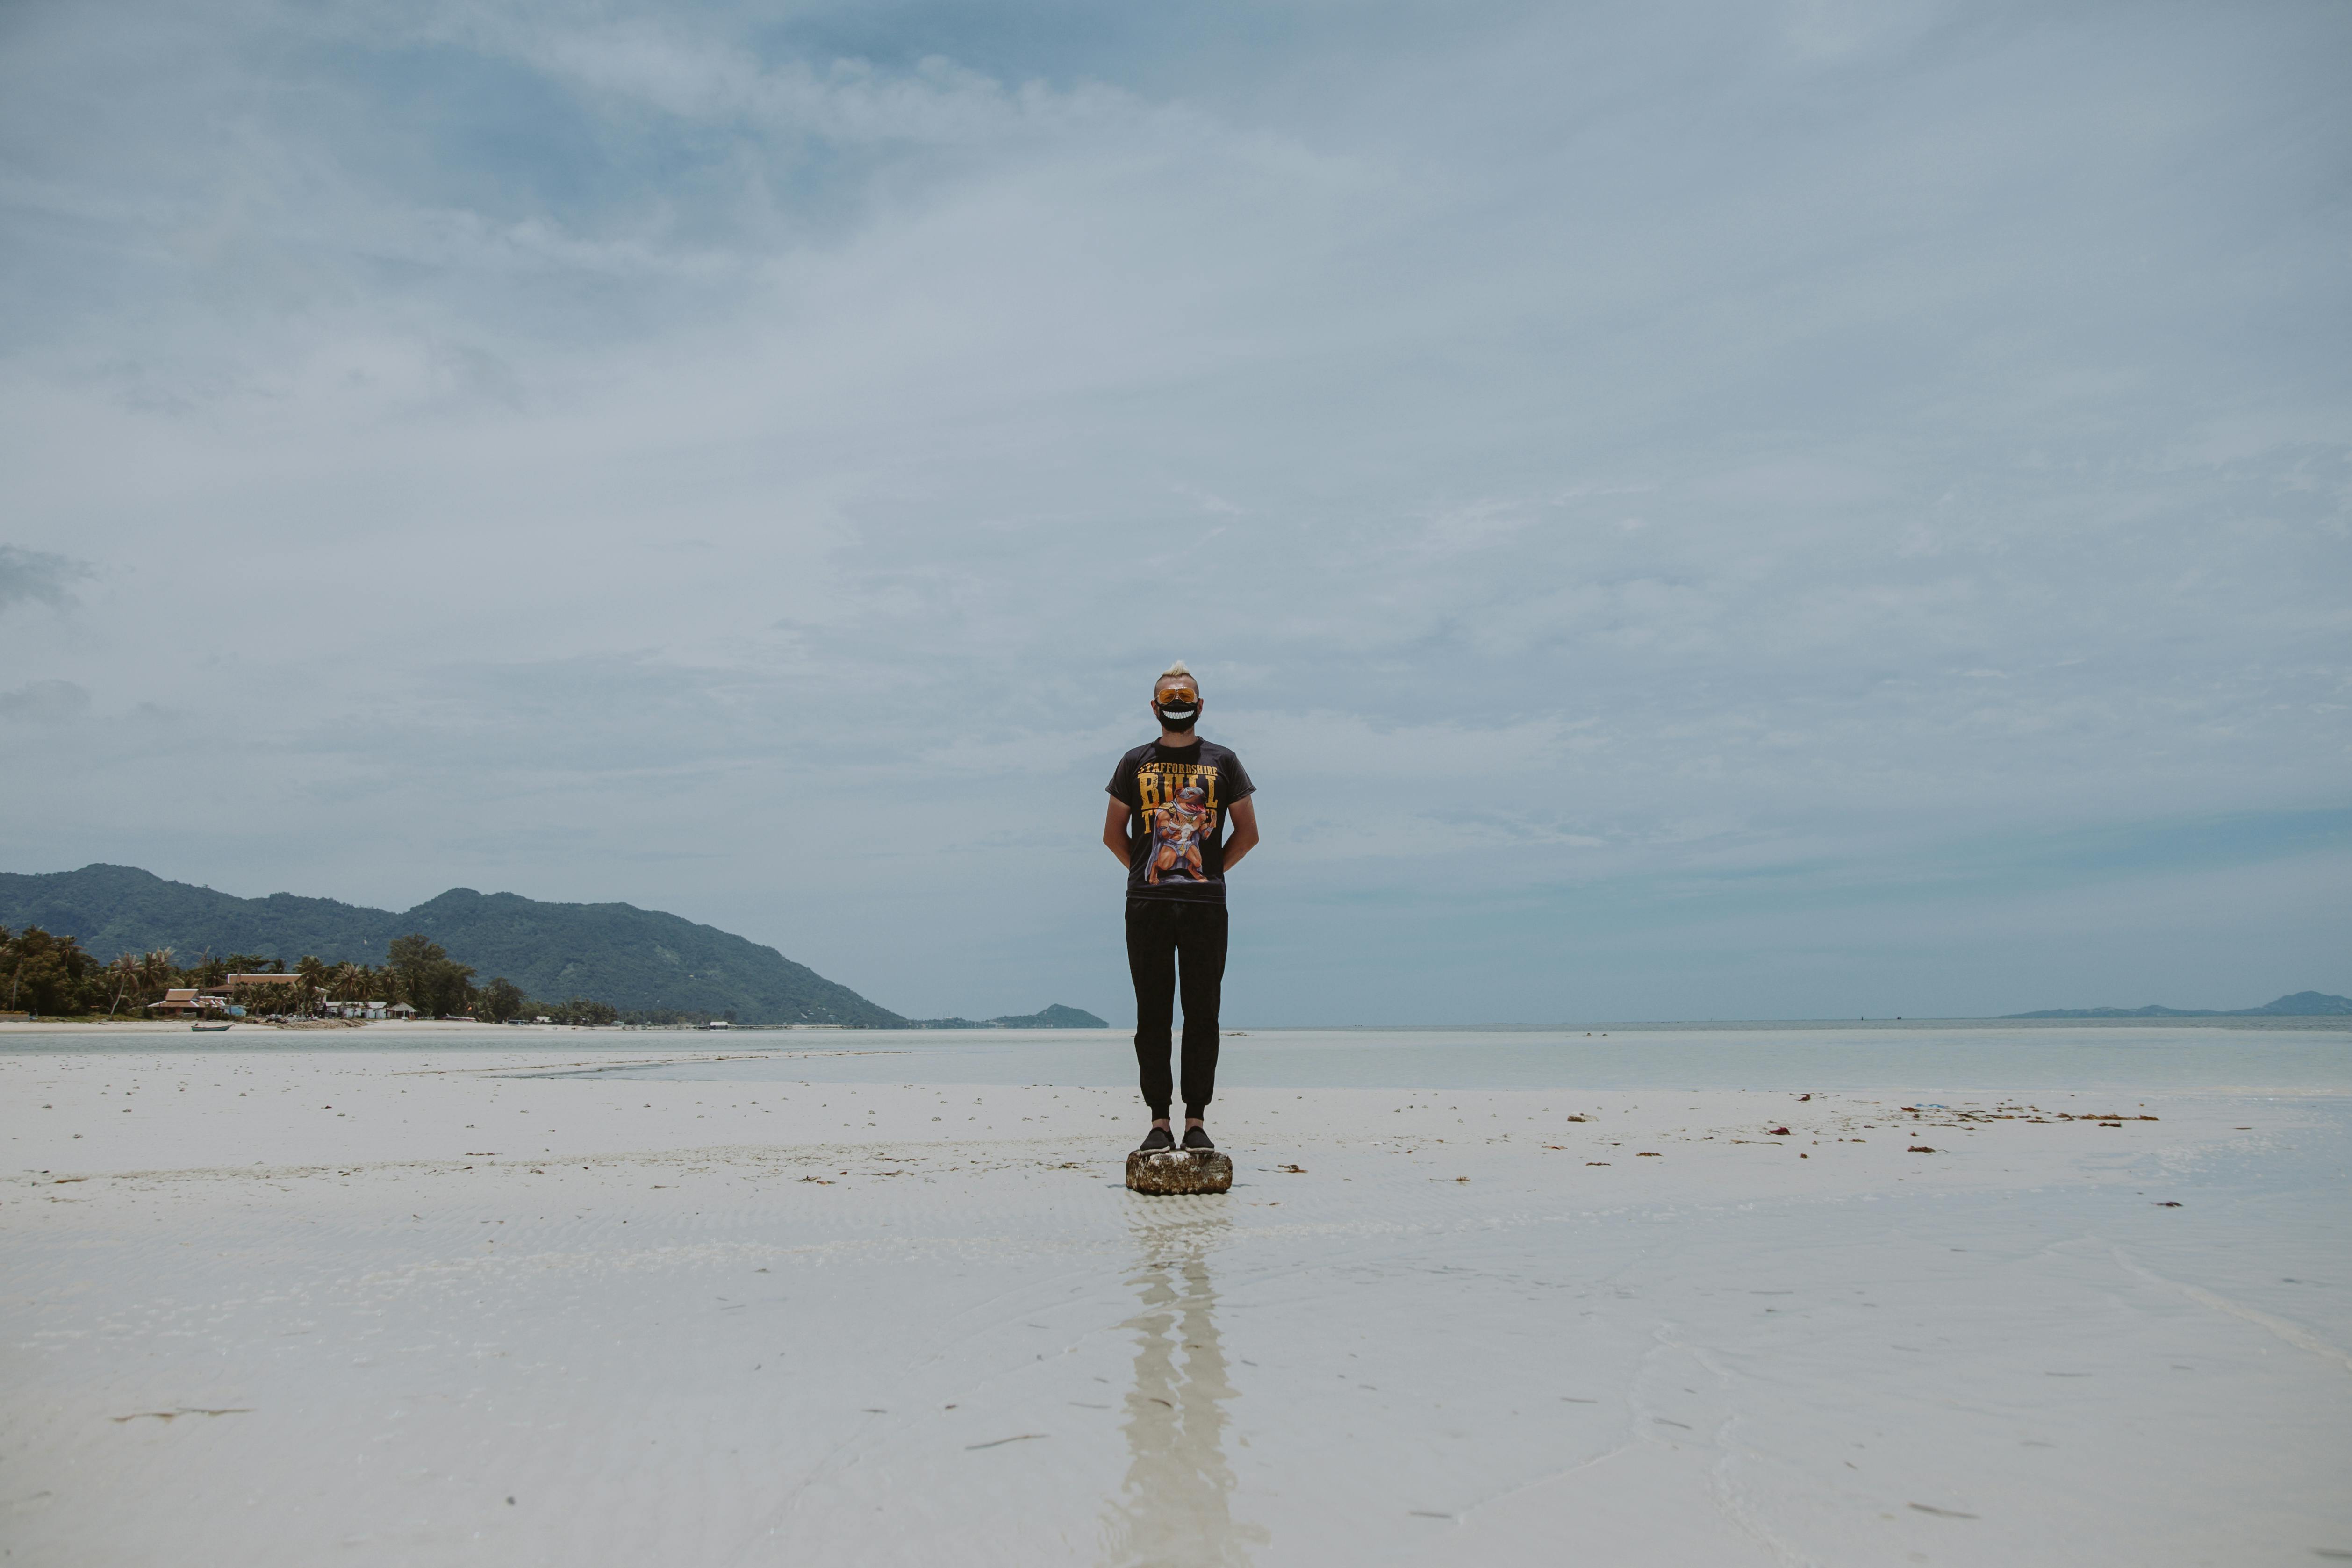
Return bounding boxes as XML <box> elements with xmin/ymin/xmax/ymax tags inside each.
<box><xmin>1144</xmin><ymin>787</ymin><xmax>1213</xmax><ymax>884</ymax></box>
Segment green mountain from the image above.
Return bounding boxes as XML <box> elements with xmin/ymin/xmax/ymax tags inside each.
<box><xmin>2005</xmin><ymin>990</ymin><xmax>2352</xmax><ymax>1019</ymax></box>
<box><xmin>0</xmin><ymin>864</ymin><xmax>904</xmax><ymax>1026</ymax></box>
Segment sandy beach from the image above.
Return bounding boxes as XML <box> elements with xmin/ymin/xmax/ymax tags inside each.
<box><xmin>5</xmin><ymin>1030</ymin><xmax>2348</xmax><ymax>1566</ymax></box>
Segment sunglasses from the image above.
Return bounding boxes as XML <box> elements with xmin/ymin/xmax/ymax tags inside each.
<box><xmin>1154</xmin><ymin>689</ymin><xmax>1199</xmax><ymax>707</ymax></box>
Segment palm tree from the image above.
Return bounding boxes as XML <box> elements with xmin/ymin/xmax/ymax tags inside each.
<box><xmin>136</xmin><ymin>949</ymin><xmax>176</xmax><ymax>1004</ymax></box>
<box><xmin>105</xmin><ymin>953</ymin><xmax>139</xmax><ymax>1018</ymax></box>
<box><xmin>294</xmin><ymin>955</ymin><xmax>329</xmax><ymax>1017</ymax></box>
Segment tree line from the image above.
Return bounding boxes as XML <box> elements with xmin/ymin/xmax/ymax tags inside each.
<box><xmin>0</xmin><ymin>925</ymin><xmax>672</xmax><ymax>1025</ymax></box>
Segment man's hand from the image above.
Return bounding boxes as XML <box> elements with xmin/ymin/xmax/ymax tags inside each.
<box><xmin>1222</xmin><ymin>796</ymin><xmax>1260</xmax><ymax>870</ymax></box>
<box><xmin>1102</xmin><ymin>799</ymin><xmax>1135</xmax><ymax>868</ymax></box>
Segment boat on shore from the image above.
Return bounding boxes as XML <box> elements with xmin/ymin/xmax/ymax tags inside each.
<box><xmin>191</xmin><ymin>1021</ymin><xmax>232</xmax><ymax>1032</ymax></box>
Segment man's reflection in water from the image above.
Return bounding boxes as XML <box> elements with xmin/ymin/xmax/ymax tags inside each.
<box><xmin>1100</xmin><ymin>1203</ymin><xmax>1269</xmax><ymax>1568</ymax></box>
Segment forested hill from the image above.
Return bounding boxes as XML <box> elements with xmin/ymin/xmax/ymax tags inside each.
<box><xmin>2004</xmin><ymin>990</ymin><xmax>2352</xmax><ymax>1018</ymax></box>
<box><xmin>0</xmin><ymin>865</ymin><xmax>906</xmax><ymax>1027</ymax></box>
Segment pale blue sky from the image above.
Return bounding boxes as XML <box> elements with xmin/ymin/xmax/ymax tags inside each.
<box><xmin>2</xmin><ymin>0</ymin><xmax>2346</xmax><ymax>1021</ymax></box>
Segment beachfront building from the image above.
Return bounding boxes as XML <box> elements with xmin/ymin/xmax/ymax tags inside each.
<box><xmin>321</xmin><ymin>1001</ymin><xmax>420</xmax><ymax>1020</ymax></box>
<box><xmin>151</xmin><ymin>975</ymin><xmax>326</xmax><ymax>1018</ymax></box>
<box><xmin>148</xmin><ymin>988</ymin><xmax>222</xmax><ymax>1018</ymax></box>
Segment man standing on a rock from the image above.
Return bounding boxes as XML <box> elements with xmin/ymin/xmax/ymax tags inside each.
<box><xmin>1103</xmin><ymin>661</ymin><xmax>1258</xmax><ymax>1153</ymax></box>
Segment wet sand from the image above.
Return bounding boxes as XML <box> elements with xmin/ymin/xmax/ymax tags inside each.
<box><xmin>4</xmin><ymin>1045</ymin><xmax>2348</xmax><ymax>1565</ymax></box>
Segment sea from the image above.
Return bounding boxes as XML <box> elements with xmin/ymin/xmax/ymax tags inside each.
<box><xmin>10</xmin><ymin>1017</ymin><xmax>2349</xmax><ymax>1093</ymax></box>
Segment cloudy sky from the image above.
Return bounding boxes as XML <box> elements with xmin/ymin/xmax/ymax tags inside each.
<box><xmin>3</xmin><ymin>0</ymin><xmax>2345</xmax><ymax>1024</ymax></box>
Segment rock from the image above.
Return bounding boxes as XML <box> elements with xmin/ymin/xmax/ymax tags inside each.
<box><xmin>1125</xmin><ymin>1148</ymin><xmax>1234</xmax><ymax>1195</ymax></box>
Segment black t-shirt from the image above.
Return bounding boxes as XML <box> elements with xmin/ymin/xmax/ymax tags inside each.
<box><xmin>1107</xmin><ymin>738</ymin><xmax>1255</xmax><ymax>902</ymax></box>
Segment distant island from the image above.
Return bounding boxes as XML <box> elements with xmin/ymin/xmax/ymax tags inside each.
<box><xmin>909</xmin><ymin>1004</ymin><xmax>1108</xmax><ymax>1029</ymax></box>
<box><xmin>2004</xmin><ymin>990</ymin><xmax>2352</xmax><ymax>1019</ymax></box>
<box><xmin>0</xmin><ymin>865</ymin><xmax>1104</xmax><ymax>1029</ymax></box>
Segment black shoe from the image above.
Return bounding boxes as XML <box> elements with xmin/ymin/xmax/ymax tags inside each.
<box><xmin>1181</xmin><ymin>1125</ymin><xmax>1215</xmax><ymax>1151</ymax></box>
<box><xmin>1138</xmin><ymin>1126</ymin><xmax>1175</xmax><ymax>1152</ymax></box>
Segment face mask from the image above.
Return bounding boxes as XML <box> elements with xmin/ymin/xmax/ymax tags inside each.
<box><xmin>1154</xmin><ymin>699</ymin><xmax>1199</xmax><ymax>732</ymax></box>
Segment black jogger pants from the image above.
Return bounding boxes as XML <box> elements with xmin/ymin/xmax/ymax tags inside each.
<box><xmin>1125</xmin><ymin>898</ymin><xmax>1228</xmax><ymax>1120</ymax></box>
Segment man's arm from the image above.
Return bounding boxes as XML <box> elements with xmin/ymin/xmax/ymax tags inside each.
<box><xmin>1220</xmin><ymin>796</ymin><xmax>1260</xmax><ymax>870</ymax></box>
<box><xmin>1102</xmin><ymin>799</ymin><xmax>1135</xmax><ymax>867</ymax></box>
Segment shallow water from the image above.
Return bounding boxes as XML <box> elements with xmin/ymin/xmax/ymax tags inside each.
<box><xmin>8</xmin><ymin>1021</ymin><xmax>2349</xmax><ymax>1092</ymax></box>
<box><xmin>10</xmin><ymin>1079</ymin><xmax>2345</xmax><ymax>1567</ymax></box>
<box><xmin>546</xmin><ymin>1023</ymin><xmax>2352</xmax><ymax>1094</ymax></box>
<box><xmin>7</xmin><ymin>1033</ymin><xmax>2347</xmax><ymax>1566</ymax></box>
